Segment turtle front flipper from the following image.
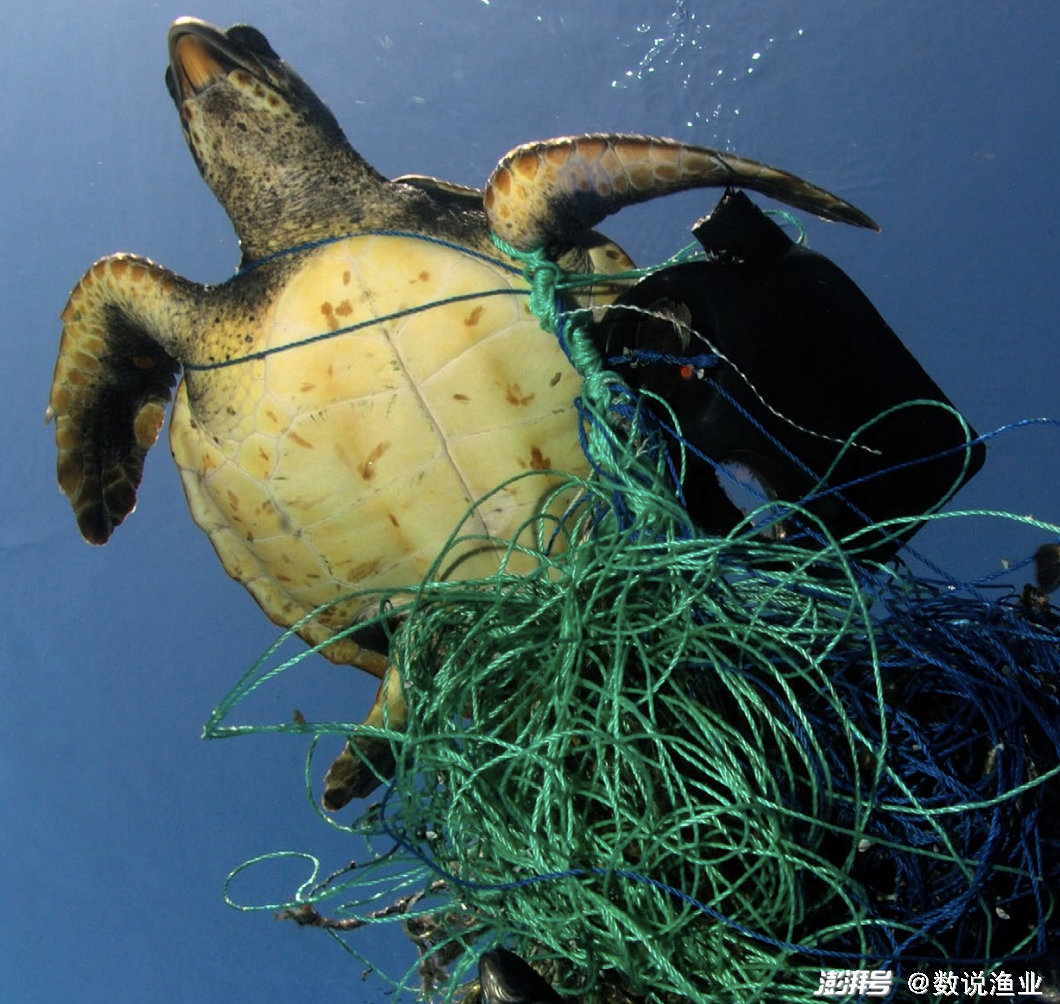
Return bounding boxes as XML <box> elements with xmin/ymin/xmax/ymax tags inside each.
<box><xmin>322</xmin><ymin>663</ymin><xmax>408</xmax><ymax>809</ymax></box>
<box><xmin>47</xmin><ymin>253</ymin><xmax>199</xmax><ymax>543</ymax></box>
<box><xmin>485</xmin><ymin>134</ymin><xmax>879</xmax><ymax>254</ymax></box>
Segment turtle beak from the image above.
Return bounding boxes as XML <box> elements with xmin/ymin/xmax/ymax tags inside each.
<box><xmin>165</xmin><ymin>18</ymin><xmax>232</xmax><ymax>103</ymax></box>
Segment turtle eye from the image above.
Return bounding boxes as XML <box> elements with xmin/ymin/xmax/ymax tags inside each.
<box><xmin>225</xmin><ymin>24</ymin><xmax>280</xmax><ymax>60</ymax></box>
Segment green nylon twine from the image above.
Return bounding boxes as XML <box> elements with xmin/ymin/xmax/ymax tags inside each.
<box><xmin>208</xmin><ymin>228</ymin><xmax>1060</xmax><ymax>1003</ymax></box>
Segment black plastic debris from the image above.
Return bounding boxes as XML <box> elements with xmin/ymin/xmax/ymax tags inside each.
<box><xmin>591</xmin><ymin>188</ymin><xmax>985</xmax><ymax>561</ymax></box>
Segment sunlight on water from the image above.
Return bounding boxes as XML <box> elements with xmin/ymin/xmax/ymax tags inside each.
<box><xmin>611</xmin><ymin>1</ymin><xmax>806</xmax><ymax>136</ymax></box>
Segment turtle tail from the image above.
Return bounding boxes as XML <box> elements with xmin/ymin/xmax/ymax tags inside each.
<box><xmin>485</xmin><ymin>133</ymin><xmax>879</xmax><ymax>253</ymax></box>
<box><xmin>47</xmin><ymin>254</ymin><xmax>192</xmax><ymax>544</ymax></box>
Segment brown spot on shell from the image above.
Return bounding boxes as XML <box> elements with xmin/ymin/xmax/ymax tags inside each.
<box><xmin>335</xmin><ymin>300</ymin><xmax>353</xmax><ymax>317</ymax></box>
<box><xmin>342</xmin><ymin>270</ymin><xmax>351</xmax><ymax>285</ymax></box>
<box><xmin>452</xmin><ymin>393</ymin><xmax>469</xmax><ymax>403</ymax></box>
<box><xmin>333</xmin><ymin>441</ymin><xmax>355</xmax><ymax>472</ymax></box>
<box><xmin>529</xmin><ymin>445</ymin><xmax>550</xmax><ymax>470</ymax></box>
<box><xmin>548</xmin><ymin>372</ymin><xmax>562</xmax><ymax>388</ymax></box>
<box><xmin>506</xmin><ymin>383</ymin><xmax>534</xmax><ymax>406</ymax></box>
<box><xmin>359</xmin><ymin>441</ymin><xmax>391</xmax><ymax>480</ymax></box>
<box><xmin>464</xmin><ymin>305</ymin><xmax>485</xmax><ymax>327</ymax></box>
<box><xmin>388</xmin><ymin>512</ymin><xmax>400</xmax><ymax>528</ymax></box>
<box><xmin>344</xmin><ymin>559</ymin><xmax>381</xmax><ymax>582</ymax></box>
<box><xmin>288</xmin><ymin>431</ymin><xmax>314</xmax><ymax>449</ymax></box>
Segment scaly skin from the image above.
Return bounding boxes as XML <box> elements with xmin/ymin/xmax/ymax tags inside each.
<box><xmin>486</xmin><ymin>134</ymin><xmax>878</xmax><ymax>253</ymax></box>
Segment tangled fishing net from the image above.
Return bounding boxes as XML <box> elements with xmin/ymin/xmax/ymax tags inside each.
<box><xmin>208</xmin><ymin>224</ymin><xmax>1060</xmax><ymax>1004</ymax></box>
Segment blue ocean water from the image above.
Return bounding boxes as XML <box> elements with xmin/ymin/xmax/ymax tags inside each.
<box><xmin>3</xmin><ymin>2</ymin><xmax>1058</xmax><ymax>1001</ymax></box>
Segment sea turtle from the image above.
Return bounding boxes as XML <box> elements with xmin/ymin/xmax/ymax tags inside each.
<box><xmin>47</xmin><ymin>17</ymin><xmax>876</xmax><ymax>809</ymax></box>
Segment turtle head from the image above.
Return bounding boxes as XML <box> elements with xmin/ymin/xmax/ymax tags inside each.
<box><xmin>165</xmin><ymin>18</ymin><xmax>385</xmax><ymax>263</ymax></box>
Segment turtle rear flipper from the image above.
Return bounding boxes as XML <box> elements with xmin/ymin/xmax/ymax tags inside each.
<box><xmin>47</xmin><ymin>254</ymin><xmax>193</xmax><ymax>543</ymax></box>
<box><xmin>322</xmin><ymin>737</ymin><xmax>397</xmax><ymax>809</ymax></box>
<box><xmin>322</xmin><ymin>664</ymin><xmax>408</xmax><ymax>808</ymax></box>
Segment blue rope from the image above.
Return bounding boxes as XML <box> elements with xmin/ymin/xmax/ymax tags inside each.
<box><xmin>184</xmin><ymin>287</ymin><xmax>526</xmax><ymax>372</ymax></box>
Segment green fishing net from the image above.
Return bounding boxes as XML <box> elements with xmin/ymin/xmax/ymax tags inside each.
<box><xmin>208</xmin><ymin>235</ymin><xmax>1060</xmax><ymax>1004</ymax></box>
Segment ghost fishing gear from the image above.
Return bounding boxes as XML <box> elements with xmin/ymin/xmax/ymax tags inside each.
<box><xmin>214</xmin><ymin>189</ymin><xmax>1057</xmax><ymax>1004</ymax></box>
